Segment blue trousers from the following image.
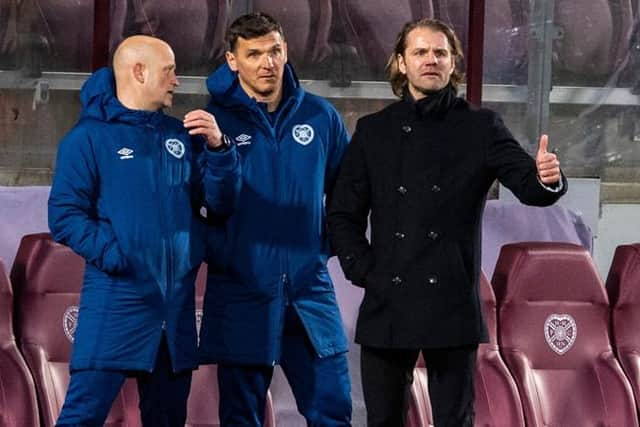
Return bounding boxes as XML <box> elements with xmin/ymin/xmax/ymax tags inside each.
<box><xmin>56</xmin><ymin>334</ymin><xmax>192</xmax><ymax>427</ymax></box>
<box><xmin>218</xmin><ymin>308</ymin><xmax>352</xmax><ymax>426</ymax></box>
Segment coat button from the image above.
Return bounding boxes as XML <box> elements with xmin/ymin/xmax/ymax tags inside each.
<box><xmin>397</xmin><ymin>186</ymin><xmax>408</xmax><ymax>195</ymax></box>
<box><xmin>402</xmin><ymin>125</ymin><xmax>412</xmax><ymax>133</ymax></box>
<box><xmin>431</xmin><ymin>184</ymin><xmax>441</xmax><ymax>193</ymax></box>
<box><xmin>427</xmin><ymin>231</ymin><xmax>440</xmax><ymax>241</ymax></box>
<box><xmin>427</xmin><ymin>275</ymin><xmax>439</xmax><ymax>285</ymax></box>
<box><xmin>394</xmin><ymin>232</ymin><xmax>406</xmax><ymax>240</ymax></box>
<box><xmin>391</xmin><ymin>276</ymin><xmax>403</xmax><ymax>285</ymax></box>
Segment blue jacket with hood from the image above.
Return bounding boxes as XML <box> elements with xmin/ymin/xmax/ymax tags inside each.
<box><xmin>199</xmin><ymin>63</ymin><xmax>350</xmax><ymax>365</ymax></box>
<box><xmin>48</xmin><ymin>67</ymin><xmax>241</xmax><ymax>372</ymax></box>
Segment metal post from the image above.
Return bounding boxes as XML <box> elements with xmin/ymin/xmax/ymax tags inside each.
<box><xmin>466</xmin><ymin>0</ymin><xmax>485</xmax><ymax>105</ymax></box>
<box><xmin>526</xmin><ymin>0</ymin><xmax>560</xmax><ymax>153</ymax></box>
<box><xmin>91</xmin><ymin>0</ymin><xmax>111</xmax><ymax>71</ymax></box>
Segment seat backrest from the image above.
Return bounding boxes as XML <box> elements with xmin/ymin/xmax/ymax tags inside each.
<box><xmin>10</xmin><ymin>233</ymin><xmax>134</xmax><ymax>427</ymax></box>
<box><xmin>553</xmin><ymin>0</ymin><xmax>633</xmax><ymax>79</ymax></box>
<box><xmin>333</xmin><ymin>0</ymin><xmax>434</xmax><ymax>79</ymax></box>
<box><xmin>438</xmin><ymin>0</ymin><xmax>528</xmax><ymax>84</ymax></box>
<box><xmin>407</xmin><ymin>353</ymin><xmax>433</xmax><ymax>427</ymax></box>
<box><xmin>187</xmin><ymin>262</ymin><xmax>220</xmax><ymax>427</ymax></box>
<box><xmin>493</xmin><ymin>242</ymin><xmax>638</xmax><ymax>427</ymax></box>
<box><xmin>474</xmin><ymin>272</ymin><xmax>524</xmax><ymax>426</ymax></box>
<box><xmin>0</xmin><ymin>0</ymin><xmax>18</xmax><ymax>68</ymax></box>
<box><xmin>439</xmin><ymin>0</ymin><xmax>632</xmax><ymax>84</ymax></box>
<box><xmin>407</xmin><ymin>272</ymin><xmax>524</xmax><ymax>427</ymax></box>
<box><xmin>253</xmin><ymin>0</ymin><xmax>332</xmax><ymax>76</ymax></box>
<box><xmin>109</xmin><ymin>0</ymin><xmax>230</xmax><ymax>75</ymax></box>
<box><xmin>0</xmin><ymin>257</ymin><xmax>40</xmax><ymax>427</ymax></box>
<box><xmin>19</xmin><ymin>0</ymin><xmax>94</xmax><ymax>71</ymax></box>
<box><xmin>607</xmin><ymin>243</ymin><xmax>640</xmax><ymax>349</ymax></box>
<box><xmin>606</xmin><ymin>243</ymin><xmax>640</xmax><ymax>413</ymax></box>
<box><xmin>188</xmin><ymin>262</ymin><xmax>275</xmax><ymax>427</ymax></box>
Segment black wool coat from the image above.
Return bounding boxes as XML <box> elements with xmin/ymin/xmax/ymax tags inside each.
<box><xmin>327</xmin><ymin>96</ymin><xmax>567</xmax><ymax>349</ymax></box>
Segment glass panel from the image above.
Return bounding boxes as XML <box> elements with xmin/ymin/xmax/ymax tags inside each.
<box><xmin>0</xmin><ymin>0</ymin><xmax>94</xmax><ymax>185</ymax></box>
<box><xmin>0</xmin><ymin>89</ymin><xmax>79</xmax><ymax>185</ymax></box>
<box><xmin>18</xmin><ymin>0</ymin><xmax>95</xmax><ymax>73</ymax></box>
<box><xmin>109</xmin><ymin>1</ymin><xmax>229</xmax><ymax>76</ymax></box>
<box><xmin>484</xmin><ymin>0</ymin><xmax>640</xmax><ymax>191</ymax></box>
<box><xmin>2</xmin><ymin>0</ymin><xmax>638</xmax><ymax>195</ymax></box>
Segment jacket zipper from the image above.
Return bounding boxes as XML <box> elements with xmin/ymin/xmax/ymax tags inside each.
<box><xmin>271</xmin><ymin>119</ymin><xmax>292</xmax><ymax>365</ymax></box>
<box><xmin>155</xmin><ymin>125</ymin><xmax>171</xmax><ymax>340</ymax></box>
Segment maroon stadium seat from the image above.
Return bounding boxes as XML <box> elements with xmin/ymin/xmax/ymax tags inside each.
<box><xmin>407</xmin><ymin>353</ymin><xmax>434</xmax><ymax>427</ymax></box>
<box><xmin>492</xmin><ymin>242</ymin><xmax>638</xmax><ymax>427</ymax></box>
<box><xmin>473</xmin><ymin>272</ymin><xmax>524</xmax><ymax>426</ymax></box>
<box><xmin>18</xmin><ymin>0</ymin><xmax>94</xmax><ymax>72</ymax></box>
<box><xmin>553</xmin><ymin>0</ymin><xmax>632</xmax><ymax>80</ymax></box>
<box><xmin>606</xmin><ymin>243</ymin><xmax>640</xmax><ymax>415</ymax></box>
<box><xmin>437</xmin><ymin>0</ymin><xmax>527</xmax><ymax>83</ymax></box>
<box><xmin>334</xmin><ymin>0</ymin><xmax>434</xmax><ymax>79</ymax></box>
<box><xmin>10</xmin><ymin>233</ymin><xmax>139</xmax><ymax>427</ymax></box>
<box><xmin>437</xmin><ymin>0</ymin><xmax>632</xmax><ymax>84</ymax></box>
<box><xmin>253</xmin><ymin>0</ymin><xmax>332</xmax><ymax>77</ymax></box>
<box><xmin>407</xmin><ymin>272</ymin><xmax>524</xmax><ymax>426</ymax></box>
<box><xmin>110</xmin><ymin>0</ymin><xmax>230</xmax><ymax>75</ymax></box>
<box><xmin>0</xmin><ymin>0</ymin><xmax>17</xmax><ymax>68</ymax></box>
<box><xmin>0</xmin><ymin>258</ymin><xmax>39</xmax><ymax>427</ymax></box>
<box><xmin>188</xmin><ymin>262</ymin><xmax>275</xmax><ymax>427</ymax></box>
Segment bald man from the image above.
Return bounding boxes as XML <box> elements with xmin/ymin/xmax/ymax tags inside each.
<box><xmin>48</xmin><ymin>36</ymin><xmax>241</xmax><ymax>426</ymax></box>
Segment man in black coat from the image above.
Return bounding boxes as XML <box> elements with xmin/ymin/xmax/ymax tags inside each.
<box><xmin>327</xmin><ymin>18</ymin><xmax>566</xmax><ymax>427</ymax></box>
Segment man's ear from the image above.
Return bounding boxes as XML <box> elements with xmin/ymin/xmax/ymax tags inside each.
<box><xmin>225</xmin><ymin>51</ymin><xmax>237</xmax><ymax>72</ymax></box>
<box><xmin>397</xmin><ymin>54</ymin><xmax>407</xmax><ymax>75</ymax></box>
<box><xmin>133</xmin><ymin>62</ymin><xmax>145</xmax><ymax>83</ymax></box>
<box><xmin>282</xmin><ymin>41</ymin><xmax>288</xmax><ymax>64</ymax></box>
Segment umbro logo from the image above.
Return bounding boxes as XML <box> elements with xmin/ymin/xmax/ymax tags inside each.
<box><xmin>235</xmin><ymin>134</ymin><xmax>252</xmax><ymax>146</ymax></box>
<box><xmin>117</xmin><ymin>147</ymin><xmax>134</xmax><ymax>160</ymax></box>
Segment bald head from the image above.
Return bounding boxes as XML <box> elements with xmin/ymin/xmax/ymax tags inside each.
<box><xmin>112</xmin><ymin>35</ymin><xmax>179</xmax><ymax>111</ymax></box>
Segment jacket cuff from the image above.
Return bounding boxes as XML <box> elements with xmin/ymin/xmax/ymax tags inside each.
<box><xmin>537</xmin><ymin>171</ymin><xmax>566</xmax><ymax>193</ymax></box>
<box><xmin>341</xmin><ymin>250</ymin><xmax>374</xmax><ymax>287</ymax></box>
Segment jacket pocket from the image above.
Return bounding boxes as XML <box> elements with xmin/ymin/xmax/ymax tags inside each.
<box><xmin>443</xmin><ymin>241</ymin><xmax>473</xmax><ymax>293</ymax></box>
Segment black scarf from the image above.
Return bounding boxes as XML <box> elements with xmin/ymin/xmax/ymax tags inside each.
<box><xmin>403</xmin><ymin>84</ymin><xmax>457</xmax><ymax>119</ymax></box>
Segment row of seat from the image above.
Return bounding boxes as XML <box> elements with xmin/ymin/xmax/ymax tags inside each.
<box><xmin>2</xmin><ymin>0</ymin><xmax>637</xmax><ymax>84</ymax></box>
<box><xmin>2</xmin><ymin>234</ymin><xmax>640</xmax><ymax>426</ymax></box>
<box><xmin>408</xmin><ymin>242</ymin><xmax>640</xmax><ymax>427</ymax></box>
<box><xmin>1</xmin><ymin>233</ymin><xmax>273</xmax><ymax>427</ymax></box>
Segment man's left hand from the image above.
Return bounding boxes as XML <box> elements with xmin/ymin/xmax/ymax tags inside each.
<box><xmin>183</xmin><ymin>109</ymin><xmax>223</xmax><ymax>148</ymax></box>
<box><xmin>536</xmin><ymin>134</ymin><xmax>561</xmax><ymax>184</ymax></box>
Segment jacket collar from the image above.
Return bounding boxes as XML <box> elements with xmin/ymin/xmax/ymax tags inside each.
<box><xmin>205</xmin><ymin>62</ymin><xmax>304</xmax><ymax>120</ymax></box>
<box><xmin>390</xmin><ymin>86</ymin><xmax>468</xmax><ymax>126</ymax></box>
<box><xmin>80</xmin><ymin>67</ymin><xmax>165</xmax><ymax>126</ymax></box>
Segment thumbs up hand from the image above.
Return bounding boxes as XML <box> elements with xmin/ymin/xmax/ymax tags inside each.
<box><xmin>536</xmin><ymin>134</ymin><xmax>561</xmax><ymax>185</ymax></box>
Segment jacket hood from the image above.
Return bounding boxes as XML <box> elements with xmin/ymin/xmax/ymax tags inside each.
<box><xmin>205</xmin><ymin>62</ymin><xmax>302</xmax><ymax>110</ymax></box>
<box><xmin>80</xmin><ymin>67</ymin><xmax>161</xmax><ymax>124</ymax></box>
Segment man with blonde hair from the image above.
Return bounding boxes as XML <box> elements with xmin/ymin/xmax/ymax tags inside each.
<box><xmin>328</xmin><ymin>18</ymin><xmax>566</xmax><ymax>427</ymax></box>
<box><xmin>49</xmin><ymin>35</ymin><xmax>240</xmax><ymax>426</ymax></box>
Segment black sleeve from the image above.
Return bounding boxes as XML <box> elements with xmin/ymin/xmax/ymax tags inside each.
<box><xmin>327</xmin><ymin>120</ymin><xmax>375</xmax><ymax>287</ymax></box>
<box><xmin>486</xmin><ymin>112</ymin><xmax>567</xmax><ymax>206</ymax></box>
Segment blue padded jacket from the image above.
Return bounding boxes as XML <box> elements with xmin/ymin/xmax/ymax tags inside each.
<box><xmin>199</xmin><ymin>63</ymin><xmax>350</xmax><ymax>365</ymax></box>
<box><xmin>48</xmin><ymin>67</ymin><xmax>241</xmax><ymax>372</ymax></box>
